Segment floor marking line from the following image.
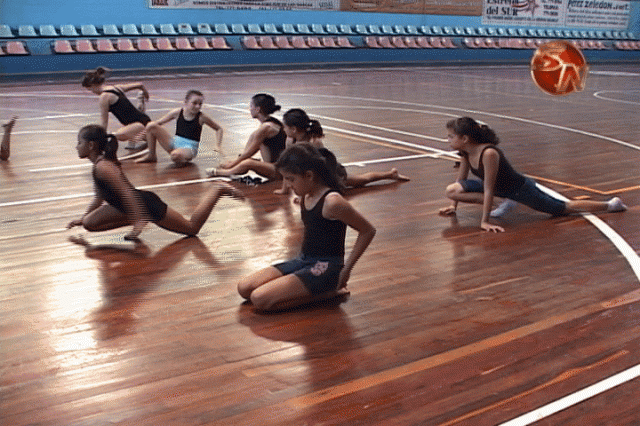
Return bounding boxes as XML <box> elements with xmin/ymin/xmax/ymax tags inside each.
<box><xmin>528</xmin><ymin>174</ymin><xmax>640</xmax><ymax>196</ymax></box>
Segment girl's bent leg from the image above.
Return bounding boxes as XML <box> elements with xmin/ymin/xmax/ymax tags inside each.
<box><xmin>82</xmin><ymin>205</ymin><xmax>131</xmax><ymax>232</ymax></box>
<box><xmin>209</xmin><ymin>159</ymin><xmax>278</xmax><ymax>180</ymax></box>
<box><xmin>248</xmin><ymin>273</ymin><xmax>314</xmax><ymax>312</ymax></box>
<box><xmin>237</xmin><ymin>266</ymin><xmax>283</xmax><ymax>300</ymax></box>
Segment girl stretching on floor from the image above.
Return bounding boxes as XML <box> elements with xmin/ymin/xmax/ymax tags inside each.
<box><xmin>67</xmin><ymin>125</ymin><xmax>243</xmax><ymax>241</ymax></box>
<box><xmin>206</xmin><ymin>93</ymin><xmax>286</xmax><ymax>180</ymax></box>
<box><xmin>278</xmin><ymin>108</ymin><xmax>409</xmax><ymax>191</ymax></box>
<box><xmin>82</xmin><ymin>67</ymin><xmax>150</xmax><ymax>151</ymax></box>
<box><xmin>237</xmin><ymin>144</ymin><xmax>376</xmax><ymax>312</ymax></box>
<box><xmin>439</xmin><ymin>116</ymin><xmax>627</xmax><ymax>233</ymax></box>
<box><xmin>136</xmin><ymin>90</ymin><xmax>223</xmax><ymax>166</ymax></box>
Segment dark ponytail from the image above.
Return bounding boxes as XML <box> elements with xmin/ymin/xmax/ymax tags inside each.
<box><xmin>78</xmin><ymin>124</ymin><xmax>120</xmax><ymax>164</ymax></box>
<box><xmin>446</xmin><ymin>117</ymin><xmax>500</xmax><ymax>145</ymax></box>
<box><xmin>82</xmin><ymin>66</ymin><xmax>109</xmax><ymax>88</ymax></box>
<box><xmin>276</xmin><ymin>144</ymin><xmax>344</xmax><ymax>192</ymax></box>
<box><xmin>283</xmin><ymin>108</ymin><xmax>324</xmax><ymax>138</ymax></box>
<box><xmin>251</xmin><ymin>93</ymin><xmax>281</xmax><ymax>115</ymax></box>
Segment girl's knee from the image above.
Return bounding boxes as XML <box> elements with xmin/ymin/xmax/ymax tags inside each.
<box><xmin>445</xmin><ymin>182</ymin><xmax>463</xmax><ymax>199</ymax></box>
<box><xmin>171</xmin><ymin>150</ymin><xmax>192</xmax><ymax>165</ymax></box>
<box><xmin>249</xmin><ymin>289</ymin><xmax>275</xmax><ymax>311</ymax></box>
<box><xmin>237</xmin><ymin>280</ymin><xmax>253</xmax><ymax>300</ymax></box>
<box><xmin>81</xmin><ymin>216</ymin><xmax>99</xmax><ymax>232</ymax></box>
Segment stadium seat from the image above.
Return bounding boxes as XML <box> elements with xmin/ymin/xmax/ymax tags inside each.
<box><xmin>477</xmin><ymin>27</ymin><xmax>489</xmax><ymax>36</ymax></box>
<box><xmin>178</xmin><ymin>23</ymin><xmax>194</xmax><ymax>34</ymax></box>
<box><xmin>496</xmin><ymin>28</ymin><xmax>507</xmax><ymax>36</ymax></box>
<box><xmin>103</xmin><ymin>24</ymin><xmax>121</xmax><ymax>36</ymax></box>
<box><xmin>326</xmin><ymin>24</ymin><xmax>339</xmax><ymax>34</ymax></box>
<box><xmin>377</xmin><ymin>36</ymin><xmax>395</xmax><ymax>48</ymax></box>
<box><xmin>320</xmin><ymin>36</ymin><xmax>338</xmax><ymax>48</ymax></box>
<box><xmin>403</xmin><ymin>37</ymin><xmax>419</xmax><ymax>48</ymax></box>
<box><xmin>193</xmin><ymin>36</ymin><xmax>212</xmax><ymax>49</ymax></box>
<box><xmin>291</xmin><ymin>36</ymin><xmax>310</xmax><ymax>48</ymax></box>
<box><xmin>282</xmin><ymin>24</ymin><xmax>297</xmax><ymax>34</ymax></box>
<box><xmin>160</xmin><ymin>24</ymin><xmax>177</xmax><ymax>35</ymax></box>
<box><xmin>394</xmin><ymin>25</ymin><xmax>407</xmax><ymax>35</ymax></box>
<box><xmin>75</xmin><ymin>39</ymin><xmax>96</xmax><ymax>53</ymax></box>
<box><xmin>96</xmin><ymin>39</ymin><xmax>117</xmax><ymax>52</ymax></box>
<box><xmin>454</xmin><ymin>27</ymin><xmax>465</xmax><ymax>36</ymax></box>
<box><xmin>588</xmin><ymin>30</ymin><xmax>597</xmax><ymax>38</ymax></box>
<box><xmin>258</xmin><ymin>36</ymin><xmax>277</xmax><ymax>49</ymax></box>
<box><xmin>248</xmin><ymin>24</ymin><xmax>264</xmax><ymax>34</ymax></box>
<box><xmin>465</xmin><ymin>27</ymin><xmax>477</xmax><ymax>36</ymax></box>
<box><xmin>61</xmin><ymin>25</ymin><xmax>79</xmax><ymax>37</ymax></box>
<box><xmin>274</xmin><ymin>36</ymin><xmax>294</xmax><ymax>49</ymax></box>
<box><xmin>416</xmin><ymin>37</ymin><xmax>432</xmax><ymax>48</ymax></box>
<box><xmin>463</xmin><ymin>37</ymin><xmax>479</xmax><ymax>48</ymax></box>
<box><xmin>0</xmin><ymin>45</ymin><xmax>4</xmax><ymax>55</ymax></box>
<box><xmin>232</xmin><ymin>24</ymin><xmax>248</xmax><ymax>34</ymax></box>
<box><xmin>18</xmin><ymin>25</ymin><xmax>38</xmax><ymax>37</ymax></box>
<box><xmin>442</xmin><ymin>37</ymin><xmax>457</xmax><ymax>48</ymax></box>
<box><xmin>297</xmin><ymin>24</ymin><xmax>312</xmax><ymax>34</ymax></box>
<box><xmin>6</xmin><ymin>41</ymin><xmax>29</xmax><ymax>55</ymax></box>
<box><xmin>214</xmin><ymin>23</ymin><xmax>232</xmax><ymax>34</ymax></box>
<box><xmin>571</xmin><ymin>30</ymin><xmax>581</xmax><ymax>38</ymax></box>
<box><xmin>419</xmin><ymin>26</ymin><xmax>432</xmax><ymax>35</ymax></box>
<box><xmin>507</xmin><ymin>28</ymin><xmax>518</xmax><ymax>36</ymax></box>
<box><xmin>81</xmin><ymin>24</ymin><xmax>100</xmax><ymax>36</ymax></box>
<box><xmin>311</xmin><ymin>24</ymin><xmax>326</xmax><ymax>34</ymax></box>
<box><xmin>525</xmin><ymin>39</ymin><xmax>537</xmax><ymax>49</ymax></box>
<box><xmin>306</xmin><ymin>36</ymin><xmax>324</xmax><ymax>48</ymax></box>
<box><xmin>211</xmin><ymin>37</ymin><xmax>231</xmax><ymax>49</ymax></box>
<box><xmin>381</xmin><ymin>25</ymin><xmax>395</xmax><ymax>35</ymax></box>
<box><xmin>0</xmin><ymin>25</ymin><xmax>14</xmax><ymax>38</ymax></box>
<box><xmin>122</xmin><ymin>24</ymin><xmax>140</xmax><ymax>35</ymax></box>
<box><xmin>141</xmin><ymin>24</ymin><xmax>158</xmax><ymax>35</ymax></box>
<box><xmin>155</xmin><ymin>37</ymin><xmax>175</xmax><ymax>50</ymax></box>
<box><xmin>136</xmin><ymin>38</ymin><xmax>156</xmax><ymax>51</ymax></box>
<box><xmin>38</xmin><ymin>25</ymin><xmax>58</xmax><ymax>37</ymax></box>
<box><xmin>364</xmin><ymin>36</ymin><xmax>381</xmax><ymax>48</ymax></box>
<box><xmin>368</xmin><ymin>25</ymin><xmax>382</xmax><ymax>34</ymax></box>
<box><xmin>431</xmin><ymin>26</ymin><xmax>443</xmax><ymax>35</ymax></box>
<box><xmin>197</xmin><ymin>23</ymin><xmax>213</xmax><ymax>34</ymax></box>
<box><xmin>336</xmin><ymin>37</ymin><xmax>355</xmax><ymax>48</ymax></box>
<box><xmin>263</xmin><ymin>24</ymin><xmax>280</xmax><ymax>34</ymax></box>
<box><xmin>429</xmin><ymin>37</ymin><xmax>444</xmax><ymax>48</ymax></box>
<box><xmin>406</xmin><ymin>26</ymin><xmax>420</xmax><ymax>35</ymax></box>
<box><xmin>391</xmin><ymin>36</ymin><xmax>408</xmax><ymax>48</ymax></box>
<box><xmin>175</xmin><ymin>37</ymin><xmax>195</xmax><ymax>50</ymax></box>
<box><xmin>339</xmin><ymin>24</ymin><xmax>354</xmax><ymax>34</ymax></box>
<box><xmin>53</xmin><ymin>39</ymin><xmax>74</xmax><ymax>53</ymax></box>
<box><xmin>116</xmin><ymin>38</ymin><xmax>136</xmax><ymax>51</ymax></box>
<box><xmin>242</xmin><ymin>36</ymin><xmax>261</xmax><ymax>49</ymax></box>
<box><xmin>355</xmin><ymin>25</ymin><xmax>369</xmax><ymax>35</ymax></box>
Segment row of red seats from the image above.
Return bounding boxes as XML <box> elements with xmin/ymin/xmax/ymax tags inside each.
<box><xmin>364</xmin><ymin>36</ymin><xmax>457</xmax><ymax>48</ymax></box>
<box><xmin>242</xmin><ymin>35</ymin><xmax>354</xmax><ymax>49</ymax></box>
<box><xmin>53</xmin><ymin>36</ymin><xmax>231</xmax><ymax>53</ymax></box>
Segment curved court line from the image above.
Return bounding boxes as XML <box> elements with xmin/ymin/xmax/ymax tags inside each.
<box><xmin>593</xmin><ymin>90</ymin><xmax>640</xmax><ymax>106</ymax></box>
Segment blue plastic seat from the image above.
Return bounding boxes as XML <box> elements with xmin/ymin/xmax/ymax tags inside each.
<box><xmin>178</xmin><ymin>23</ymin><xmax>194</xmax><ymax>34</ymax></box>
<box><xmin>0</xmin><ymin>24</ymin><xmax>14</xmax><ymax>38</ymax></box>
<box><xmin>122</xmin><ymin>24</ymin><xmax>140</xmax><ymax>35</ymax></box>
<box><xmin>477</xmin><ymin>27</ymin><xmax>488</xmax><ymax>36</ymax></box>
<box><xmin>507</xmin><ymin>28</ymin><xmax>517</xmax><ymax>36</ymax></box>
<box><xmin>444</xmin><ymin>26</ymin><xmax>455</xmax><ymax>35</ymax></box>
<box><xmin>326</xmin><ymin>24</ymin><xmax>339</xmax><ymax>34</ymax></box>
<box><xmin>571</xmin><ymin>30</ymin><xmax>581</xmax><ymax>38</ymax></box>
<box><xmin>496</xmin><ymin>28</ymin><xmax>507</xmax><ymax>36</ymax></box>
<box><xmin>247</xmin><ymin>24</ymin><xmax>263</xmax><ymax>34</ymax></box>
<box><xmin>296</xmin><ymin>24</ymin><xmax>312</xmax><ymax>34</ymax></box>
<box><xmin>355</xmin><ymin>25</ymin><xmax>368</xmax><ymax>35</ymax></box>
<box><xmin>232</xmin><ymin>24</ymin><xmax>248</xmax><ymax>34</ymax></box>
<box><xmin>214</xmin><ymin>24</ymin><xmax>231</xmax><ymax>34</ymax></box>
<box><xmin>311</xmin><ymin>24</ymin><xmax>326</xmax><ymax>34</ymax></box>
<box><xmin>406</xmin><ymin>25</ymin><xmax>420</xmax><ymax>35</ymax></box>
<box><xmin>596</xmin><ymin>30</ymin><xmax>605</xmax><ymax>39</ymax></box>
<box><xmin>588</xmin><ymin>30</ymin><xmax>597</xmax><ymax>38</ymax></box>
<box><xmin>339</xmin><ymin>24</ymin><xmax>354</xmax><ymax>34</ymax></box>
<box><xmin>487</xmin><ymin>27</ymin><xmax>498</xmax><ymax>36</ymax></box>
<box><xmin>19</xmin><ymin>25</ymin><xmax>38</xmax><ymax>37</ymax></box>
<box><xmin>60</xmin><ymin>25</ymin><xmax>79</xmax><ymax>37</ymax></box>
<box><xmin>103</xmin><ymin>24</ymin><xmax>120</xmax><ymax>36</ymax></box>
<box><xmin>141</xmin><ymin>24</ymin><xmax>158</xmax><ymax>35</ymax></box>
<box><xmin>368</xmin><ymin>25</ymin><xmax>382</xmax><ymax>34</ymax></box>
<box><xmin>197</xmin><ymin>23</ymin><xmax>213</xmax><ymax>34</ymax></box>
<box><xmin>160</xmin><ymin>24</ymin><xmax>177</xmax><ymax>35</ymax></box>
<box><xmin>536</xmin><ymin>29</ymin><xmax>546</xmax><ymax>37</ymax></box>
<box><xmin>454</xmin><ymin>27</ymin><xmax>465</xmax><ymax>36</ymax></box>
<box><xmin>431</xmin><ymin>26</ymin><xmax>443</xmax><ymax>35</ymax></box>
<box><xmin>40</xmin><ymin>25</ymin><xmax>59</xmax><ymax>37</ymax></box>
<box><xmin>81</xmin><ymin>24</ymin><xmax>100</xmax><ymax>36</ymax></box>
<box><xmin>282</xmin><ymin>24</ymin><xmax>297</xmax><ymax>34</ymax></box>
<box><xmin>381</xmin><ymin>25</ymin><xmax>394</xmax><ymax>35</ymax></box>
<box><xmin>562</xmin><ymin>30</ymin><xmax>572</xmax><ymax>38</ymax></box>
<box><xmin>603</xmin><ymin>31</ymin><xmax>614</xmax><ymax>39</ymax></box>
<box><xmin>263</xmin><ymin>23</ymin><xmax>280</xmax><ymax>34</ymax></box>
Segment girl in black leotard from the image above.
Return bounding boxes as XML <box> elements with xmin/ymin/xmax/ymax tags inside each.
<box><xmin>236</xmin><ymin>144</ymin><xmax>376</xmax><ymax>312</ymax></box>
<box><xmin>67</xmin><ymin>125</ymin><xmax>243</xmax><ymax>241</ymax></box>
<box><xmin>439</xmin><ymin>116</ymin><xmax>626</xmax><ymax>232</ymax></box>
<box><xmin>82</xmin><ymin>67</ymin><xmax>151</xmax><ymax>151</ymax></box>
<box><xmin>136</xmin><ymin>90</ymin><xmax>224</xmax><ymax>166</ymax></box>
<box><xmin>206</xmin><ymin>93</ymin><xmax>286</xmax><ymax>180</ymax></box>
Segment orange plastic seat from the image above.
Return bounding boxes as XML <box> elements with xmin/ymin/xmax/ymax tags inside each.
<box><xmin>242</xmin><ymin>36</ymin><xmax>261</xmax><ymax>49</ymax></box>
<box><xmin>6</xmin><ymin>41</ymin><xmax>29</xmax><ymax>55</ymax></box>
<box><xmin>211</xmin><ymin>37</ymin><xmax>231</xmax><ymax>50</ymax></box>
<box><xmin>75</xmin><ymin>39</ymin><xmax>96</xmax><ymax>53</ymax></box>
<box><xmin>175</xmin><ymin>37</ymin><xmax>194</xmax><ymax>50</ymax></box>
<box><xmin>96</xmin><ymin>39</ymin><xmax>117</xmax><ymax>52</ymax></box>
<box><xmin>377</xmin><ymin>36</ymin><xmax>395</xmax><ymax>48</ymax></box>
<box><xmin>53</xmin><ymin>40</ymin><xmax>74</xmax><ymax>54</ymax></box>
<box><xmin>306</xmin><ymin>36</ymin><xmax>323</xmax><ymax>48</ymax></box>
<box><xmin>336</xmin><ymin>37</ymin><xmax>355</xmax><ymax>48</ymax></box>
<box><xmin>116</xmin><ymin>38</ymin><xmax>137</xmax><ymax>52</ymax></box>
<box><xmin>156</xmin><ymin>37</ymin><xmax>175</xmax><ymax>51</ymax></box>
<box><xmin>274</xmin><ymin>36</ymin><xmax>294</xmax><ymax>49</ymax></box>
<box><xmin>416</xmin><ymin>37</ymin><xmax>432</xmax><ymax>48</ymax></box>
<box><xmin>321</xmin><ymin>37</ymin><xmax>338</xmax><ymax>48</ymax></box>
<box><xmin>136</xmin><ymin>38</ymin><xmax>156</xmax><ymax>51</ymax></box>
<box><xmin>193</xmin><ymin>37</ymin><xmax>212</xmax><ymax>50</ymax></box>
<box><xmin>290</xmin><ymin>36</ymin><xmax>309</xmax><ymax>49</ymax></box>
<box><xmin>403</xmin><ymin>37</ymin><xmax>419</xmax><ymax>48</ymax></box>
<box><xmin>258</xmin><ymin>36</ymin><xmax>278</xmax><ymax>49</ymax></box>
<box><xmin>364</xmin><ymin>36</ymin><xmax>381</xmax><ymax>48</ymax></box>
<box><xmin>391</xmin><ymin>36</ymin><xmax>408</xmax><ymax>48</ymax></box>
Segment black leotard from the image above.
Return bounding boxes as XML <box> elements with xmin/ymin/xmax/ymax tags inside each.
<box><xmin>92</xmin><ymin>159</ymin><xmax>167</xmax><ymax>222</ymax></box>
<box><xmin>104</xmin><ymin>87</ymin><xmax>151</xmax><ymax>126</ymax></box>
<box><xmin>301</xmin><ymin>190</ymin><xmax>347</xmax><ymax>259</ymax></box>
<box><xmin>262</xmin><ymin>117</ymin><xmax>286</xmax><ymax>163</ymax></box>
<box><xmin>176</xmin><ymin>109</ymin><xmax>202</xmax><ymax>141</ymax></box>
<box><xmin>466</xmin><ymin>146</ymin><xmax>526</xmax><ymax>193</ymax></box>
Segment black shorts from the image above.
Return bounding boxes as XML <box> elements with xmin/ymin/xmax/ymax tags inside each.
<box><xmin>139</xmin><ymin>190</ymin><xmax>168</xmax><ymax>222</ymax></box>
<box><xmin>273</xmin><ymin>255</ymin><xmax>344</xmax><ymax>295</ymax></box>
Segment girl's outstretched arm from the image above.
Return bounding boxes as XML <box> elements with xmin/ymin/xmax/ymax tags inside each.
<box><xmin>323</xmin><ymin>193</ymin><xmax>376</xmax><ymax>289</ymax></box>
<box><xmin>154</xmin><ymin>108</ymin><xmax>181</xmax><ymax>126</ymax></box>
<box><xmin>117</xmin><ymin>82</ymin><xmax>149</xmax><ymax>100</ymax></box>
<box><xmin>220</xmin><ymin>123</ymin><xmax>271</xmax><ymax>169</ymax></box>
<box><xmin>200</xmin><ymin>113</ymin><xmax>224</xmax><ymax>151</ymax></box>
<box><xmin>479</xmin><ymin>148</ymin><xmax>504</xmax><ymax>232</ymax></box>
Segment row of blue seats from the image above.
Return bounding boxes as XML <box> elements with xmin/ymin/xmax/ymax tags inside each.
<box><xmin>1</xmin><ymin>23</ymin><xmax>636</xmax><ymax>40</ymax></box>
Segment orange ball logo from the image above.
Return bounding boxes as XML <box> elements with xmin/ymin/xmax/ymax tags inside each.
<box><xmin>531</xmin><ymin>40</ymin><xmax>588</xmax><ymax>95</ymax></box>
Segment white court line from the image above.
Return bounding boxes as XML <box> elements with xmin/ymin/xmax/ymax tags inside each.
<box><xmin>495</xmin><ymin>185</ymin><xmax>640</xmax><ymax>426</ymax></box>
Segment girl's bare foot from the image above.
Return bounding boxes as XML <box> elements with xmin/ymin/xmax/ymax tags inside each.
<box><xmin>390</xmin><ymin>168</ymin><xmax>410</xmax><ymax>182</ymax></box>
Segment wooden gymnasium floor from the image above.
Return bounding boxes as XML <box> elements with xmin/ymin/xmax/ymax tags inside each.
<box><xmin>1</xmin><ymin>63</ymin><xmax>640</xmax><ymax>426</ymax></box>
